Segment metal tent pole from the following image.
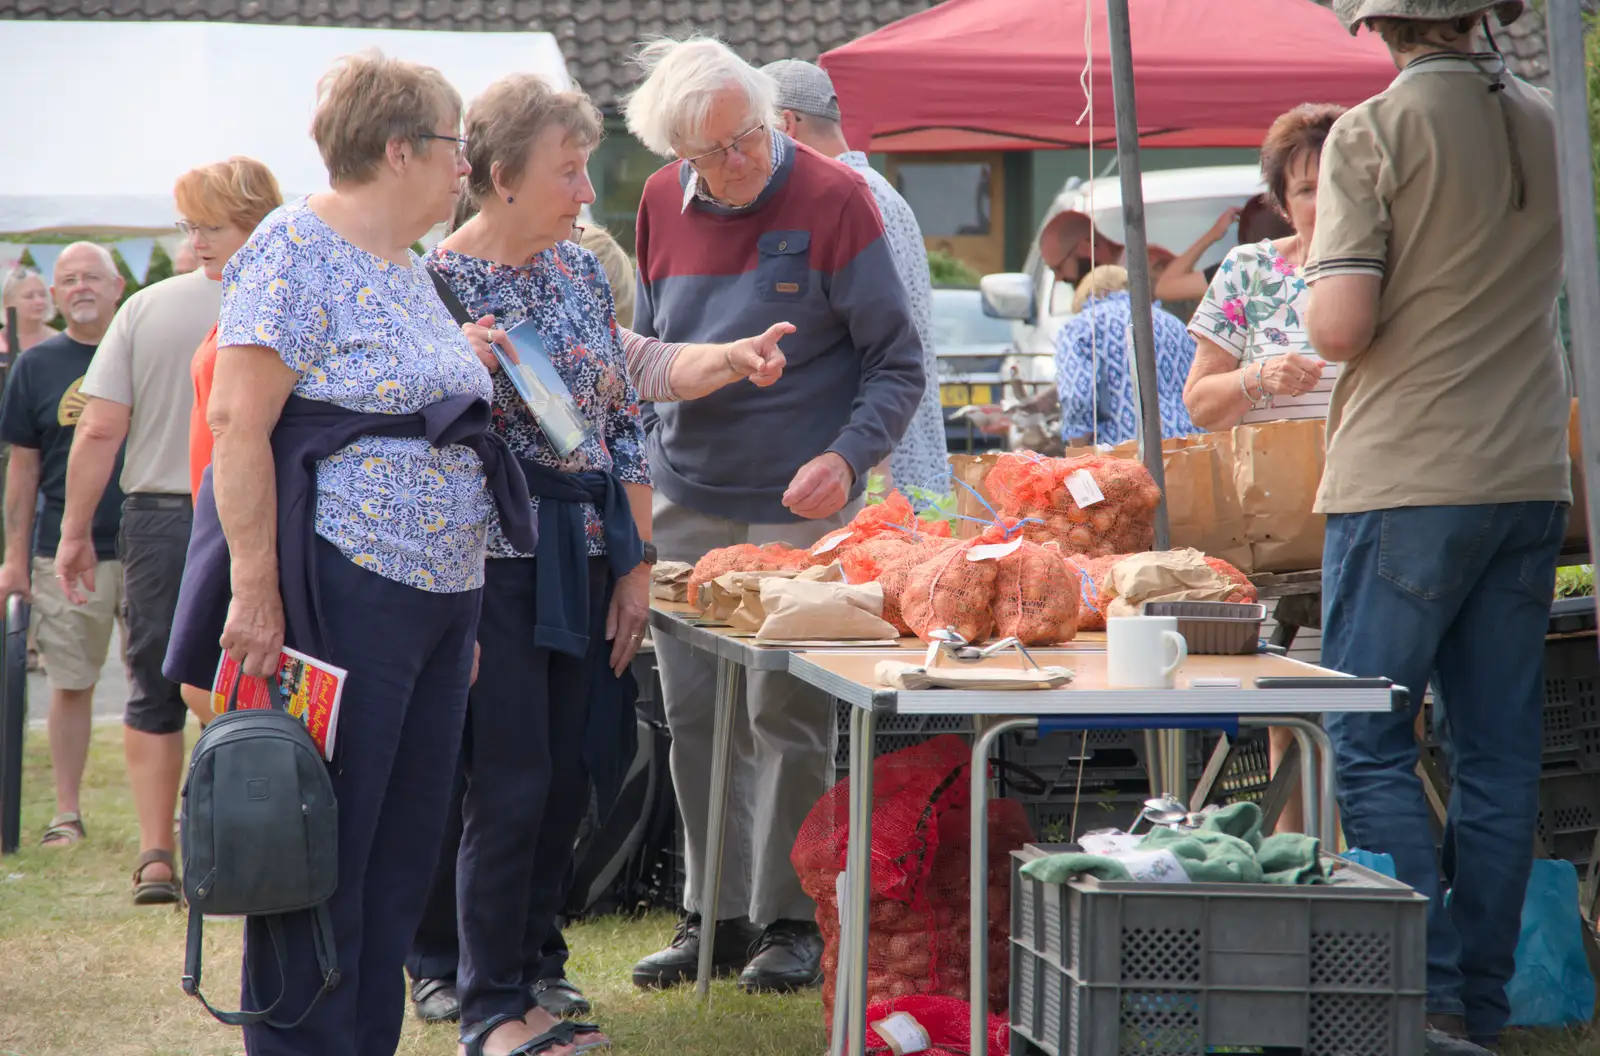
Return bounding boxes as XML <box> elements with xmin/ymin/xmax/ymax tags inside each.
<box><xmin>1105</xmin><ymin>0</ymin><xmax>1170</xmax><ymax>550</ymax></box>
<box><xmin>1548</xmin><ymin>1</ymin><xmax>1600</xmax><ymax>565</ymax></box>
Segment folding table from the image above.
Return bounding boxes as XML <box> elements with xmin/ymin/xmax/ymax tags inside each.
<box><xmin>783</xmin><ymin>647</ymin><xmax>1406</xmax><ymax>1056</ymax></box>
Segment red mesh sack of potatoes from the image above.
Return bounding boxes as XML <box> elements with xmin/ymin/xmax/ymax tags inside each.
<box><xmin>1206</xmin><ymin>556</ymin><xmax>1259</xmax><ymax>603</ymax></box>
<box><xmin>899</xmin><ymin>542</ymin><xmax>1002</xmax><ymax>643</ymax></box>
<box><xmin>985</xmin><ymin>452</ymin><xmax>1162</xmax><ymax>556</ymax></box>
<box><xmin>806</xmin><ymin>787</ymin><xmax>1034</xmax><ymax>1025</ymax></box>
<box><xmin>862</xmin><ymin>996</ymin><xmax>1010</xmax><ymax>1056</ymax></box>
<box><xmin>1062</xmin><ymin>552</ymin><xmax>1134</xmax><ymax>632</ymax></box>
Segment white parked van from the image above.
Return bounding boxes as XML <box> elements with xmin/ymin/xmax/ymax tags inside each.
<box><xmin>981</xmin><ymin>165</ymin><xmax>1267</xmax><ymax>381</ymax></box>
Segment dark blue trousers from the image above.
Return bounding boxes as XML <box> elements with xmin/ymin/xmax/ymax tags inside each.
<box><xmin>408</xmin><ymin>763</ymin><xmax>574</xmax><ymax>985</ymax></box>
<box><xmin>1322</xmin><ymin>502</ymin><xmax>1566</xmax><ymax>1040</ymax></box>
<box><xmin>456</xmin><ymin>556</ymin><xmax>610</xmax><ymax>1029</ymax></box>
<box><xmin>242</xmin><ymin>539</ymin><xmax>481</xmax><ymax>1056</ymax></box>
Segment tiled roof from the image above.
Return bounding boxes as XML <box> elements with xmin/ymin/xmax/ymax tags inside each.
<box><xmin>5</xmin><ymin>0</ymin><xmax>945</xmax><ymax>111</ymax></box>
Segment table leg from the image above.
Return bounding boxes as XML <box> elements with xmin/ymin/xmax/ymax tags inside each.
<box><xmin>1257</xmin><ymin>716</ymin><xmax>1339</xmax><ymax>848</ymax></box>
<box><xmin>695</xmin><ymin>656</ymin><xmax>741</xmax><ymax>1000</ymax></box>
<box><xmin>970</xmin><ymin>718</ymin><xmax>1036</xmax><ymax>1056</ymax></box>
<box><xmin>845</xmin><ymin>704</ymin><xmax>877</xmax><ymax>1056</ymax></box>
<box><xmin>830</xmin><ymin>706</ymin><xmax>862</xmax><ymax>1056</ymax></box>
<box><xmin>1144</xmin><ymin>730</ymin><xmax>1163</xmax><ymax>797</ymax></box>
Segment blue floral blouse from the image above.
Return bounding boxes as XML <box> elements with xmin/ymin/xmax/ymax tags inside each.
<box><xmin>217</xmin><ymin>198</ymin><xmax>496</xmax><ymax>594</ymax></box>
<box><xmin>427</xmin><ymin>242</ymin><xmax>650</xmax><ymax>558</ymax></box>
<box><xmin>1054</xmin><ymin>291</ymin><xmax>1198</xmax><ymax>446</ymax></box>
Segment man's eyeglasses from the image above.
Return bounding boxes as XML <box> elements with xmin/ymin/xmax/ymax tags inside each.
<box><xmin>683</xmin><ymin>124</ymin><xmax>766</xmax><ymax>170</ymax></box>
<box><xmin>176</xmin><ymin>221</ymin><xmax>224</xmax><ymax>239</ymax></box>
<box><xmin>420</xmin><ymin>133</ymin><xmax>469</xmax><ymax>160</ymax></box>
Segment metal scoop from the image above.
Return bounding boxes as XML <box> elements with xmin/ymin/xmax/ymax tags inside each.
<box><xmin>924</xmin><ymin>628</ymin><xmax>1040</xmax><ymax>670</ymax></box>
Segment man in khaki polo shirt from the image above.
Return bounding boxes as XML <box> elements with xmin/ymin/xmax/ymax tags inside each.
<box><xmin>1306</xmin><ymin>1</ymin><xmax>1568</xmax><ymax>1048</ymax></box>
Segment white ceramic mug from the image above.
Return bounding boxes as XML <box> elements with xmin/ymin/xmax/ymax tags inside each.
<box><xmin>1106</xmin><ymin>616</ymin><xmax>1188</xmax><ymax>689</ymax></box>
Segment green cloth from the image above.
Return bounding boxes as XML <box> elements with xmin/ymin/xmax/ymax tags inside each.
<box><xmin>1017</xmin><ymin>801</ymin><xmax>1328</xmax><ymax>886</ymax></box>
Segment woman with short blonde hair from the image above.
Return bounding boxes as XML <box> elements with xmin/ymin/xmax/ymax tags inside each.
<box><xmin>163</xmin><ymin>51</ymin><xmax>534</xmax><ymax>1056</ymax></box>
<box><xmin>0</xmin><ymin>266</ymin><xmax>55</xmax><ymax>352</ymax></box>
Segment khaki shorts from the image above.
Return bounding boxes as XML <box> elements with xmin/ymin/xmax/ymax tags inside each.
<box><xmin>31</xmin><ymin>556</ymin><xmax>125</xmax><ymax>692</ymax></box>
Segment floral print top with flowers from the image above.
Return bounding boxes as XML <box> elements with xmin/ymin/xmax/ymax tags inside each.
<box><xmin>428</xmin><ymin>241</ymin><xmax>650</xmax><ymax>559</ymax></box>
<box><xmin>1187</xmin><ymin>238</ymin><xmax>1341</xmax><ymax>424</ymax></box>
<box><xmin>218</xmin><ymin>198</ymin><xmax>496</xmax><ymax>593</ymax></box>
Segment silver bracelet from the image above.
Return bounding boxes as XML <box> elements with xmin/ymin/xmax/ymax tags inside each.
<box><xmin>1239</xmin><ymin>363</ymin><xmax>1273</xmax><ymax>410</ymax></box>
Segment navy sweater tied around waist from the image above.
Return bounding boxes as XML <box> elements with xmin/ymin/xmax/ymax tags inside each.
<box><xmin>162</xmin><ymin>393</ymin><xmax>534</xmax><ymax>690</ymax></box>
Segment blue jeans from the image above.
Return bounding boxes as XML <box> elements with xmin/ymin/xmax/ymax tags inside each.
<box><xmin>1322</xmin><ymin>502</ymin><xmax>1565</xmax><ymax>1039</ymax></box>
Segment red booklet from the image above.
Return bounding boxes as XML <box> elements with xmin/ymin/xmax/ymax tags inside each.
<box><xmin>211</xmin><ymin>647</ymin><xmax>348</xmax><ymax>762</ymax></box>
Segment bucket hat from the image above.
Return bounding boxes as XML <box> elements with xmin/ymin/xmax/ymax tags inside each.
<box><xmin>1332</xmin><ymin>0</ymin><xmax>1524</xmax><ymax>34</ymax></box>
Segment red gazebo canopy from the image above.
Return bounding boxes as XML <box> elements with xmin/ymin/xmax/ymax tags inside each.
<box><xmin>819</xmin><ymin>0</ymin><xmax>1397</xmax><ymax>153</ymax></box>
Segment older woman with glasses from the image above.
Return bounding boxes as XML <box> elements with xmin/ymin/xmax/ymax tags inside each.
<box><xmin>163</xmin><ymin>52</ymin><xmax>533</xmax><ymax>1056</ymax></box>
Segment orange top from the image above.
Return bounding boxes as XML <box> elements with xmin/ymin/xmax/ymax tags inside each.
<box><xmin>189</xmin><ymin>324</ymin><xmax>219</xmax><ymax>497</ymax></box>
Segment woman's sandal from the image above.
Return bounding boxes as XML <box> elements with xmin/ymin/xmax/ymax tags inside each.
<box><xmin>131</xmin><ymin>849</ymin><xmax>181</xmax><ymax>905</ymax></box>
<box><xmin>462</xmin><ymin>1014</ymin><xmax>611</xmax><ymax>1056</ymax></box>
<box><xmin>40</xmin><ymin>812</ymin><xmax>85</xmax><ymax>847</ymax></box>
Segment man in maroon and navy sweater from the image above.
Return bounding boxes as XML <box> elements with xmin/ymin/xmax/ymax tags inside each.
<box><xmin>624</xmin><ymin>36</ymin><xmax>925</xmax><ymax>994</ymax></box>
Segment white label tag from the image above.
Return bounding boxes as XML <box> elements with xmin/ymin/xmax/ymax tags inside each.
<box><xmin>811</xmin><ymin>529</ymin><xmax>852</xmax><ymax>556</ymax></box>
<box><xmin>1115</xmin><ymin>848</ymin><xmax>1190</xmax><ymax>883</ymax></box>
<box><xmin>966</xmin><ymin>538</ymin><xmax>1024</xmax><ymax>562</ymax></box>
<box><xmin>870</xmin><ymin>1011</ymin><xmax>933</xmax><ymax>1055</ymax></box>
<box><xmin>1066</xmin><ymin>469</ymin><xmax>1105</xmax><ymax>508</ymax></box>
<box><xmin>1080</xmin><ymin>832</ymin><xmax>1143</xmax><ymax>855</ymax></box>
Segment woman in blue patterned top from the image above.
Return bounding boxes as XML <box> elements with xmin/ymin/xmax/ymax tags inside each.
<box><xmin>417</xmin><ymin>74</ymin><xmax>644</xmax><ymax>1056</ymax></box>
<box><xmin>188</xmin><ymin>53</ymin><xmax>528</xmax><ymax>1056</ymax></box>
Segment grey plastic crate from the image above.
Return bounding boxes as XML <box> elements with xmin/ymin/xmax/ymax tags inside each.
<box><xmin>1141</xmin><ymin>601</ymin><xmax>1266</xmax><ymax>655</ymax></box>
<box><xmin>1009</xmin><ymin>847</ymin><xmax>1427</xmax><ymax>1056</ymax></box>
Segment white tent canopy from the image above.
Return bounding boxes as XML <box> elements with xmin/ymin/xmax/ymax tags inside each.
<box><xmin>0</xmin><ymin>21</ymin><xmax>573</xmax><ymax>235</ymax></box>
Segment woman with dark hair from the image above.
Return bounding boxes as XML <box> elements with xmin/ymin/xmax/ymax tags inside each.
<box><xmin>1180</xmin><ymin>101</ymin><xmax>1347</xmax><ymax>837</ymax></box>
<box><xmin>1183</xmin><ymin>103</ymin><xmax>1348</xmax><ymax>432</ymax></box>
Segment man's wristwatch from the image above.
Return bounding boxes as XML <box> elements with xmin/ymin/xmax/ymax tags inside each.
<box><xmin>640</xmin><ymin>542</ymin><xmax>658</xmax><ymax>565</ymax></box>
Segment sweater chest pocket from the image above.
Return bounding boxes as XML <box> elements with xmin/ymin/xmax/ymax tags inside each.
<box><xmin>755</xmin><ymin>231</ymin><xmax>811</xmax><ymax>302</ymax></box>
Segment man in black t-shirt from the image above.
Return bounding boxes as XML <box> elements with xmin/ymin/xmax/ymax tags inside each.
<box><xmin>0</xmin><ymin>242</ymin><xmax>126</xmax><ymax>849</ymax></box>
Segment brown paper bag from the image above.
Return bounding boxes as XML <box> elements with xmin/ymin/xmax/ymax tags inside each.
<box><xmin>708</xmin><ymin>570</ymin><xmax>798</xmax><ymax>626</ymax></box>
<box><xmin>949</xmin><ymin>453</ymin><xmax>1003</xmax><ymax>539</ymax></box>
<box><xmin>1233</xmin><ymin>418</ymin><xmax>1327</xmax><ymax>574</ymax></box>
<box><xmin>651</xmin><ymin>561</ymin><xmax>693</xmax><ymax>603</ymax></box>
<box><xmin>1102</xmin><ymin>548</ymin><xmax>1240</xmax><ymax>617</ymax></box>
<box><xmin>1107</xmin><ymin>434</ymin><xmax>1251</xmax><ymax>571</ymax></box>
<box><xmin>755</xmin><ymin>579</ymin><xmax>898</xmax><ymax>641</ymax></box>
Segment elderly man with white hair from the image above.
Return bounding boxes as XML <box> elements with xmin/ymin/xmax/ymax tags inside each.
<box><xmin>0</xmin><ymin>243</ymin><xmax>128</xmax><ymax>853</ymax></box>
<box><xmin>624</xmin><ymin>36</ymin><xmax>925</xmax><ymax>994</ymax></box>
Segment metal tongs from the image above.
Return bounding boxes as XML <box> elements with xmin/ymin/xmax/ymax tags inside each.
<box><xmin>922</xmin><ymin>628</ymin><xmax>1039</xmax><ymax>670</ymax></box>
<box><xmin>1127</xmin><ymin>796</ymin><xmax>1216</xmax><ymax>834</ymax></box>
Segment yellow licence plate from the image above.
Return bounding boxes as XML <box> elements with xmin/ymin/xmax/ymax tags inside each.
<box><xmin>941</xmin><ymin>383</ymin><xmax>992</xmax><ymax>408</ymax></box>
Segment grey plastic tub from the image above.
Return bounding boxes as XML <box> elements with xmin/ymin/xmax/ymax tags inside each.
<box><xmin>1140</xmin><ymin>601</ymin><xmax>1267</xmax><ymax>655</ymax></box>
<box><xmin>1009</xmin><ymin>846</ymin><xmax>1427</xmax><ymax>1056</ymax></box>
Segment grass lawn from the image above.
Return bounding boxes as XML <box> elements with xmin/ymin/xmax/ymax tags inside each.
<box><xmin>1</xmin><ymin>724</ymin><xmax>1598</xmax><ymax>1055</ymax></box>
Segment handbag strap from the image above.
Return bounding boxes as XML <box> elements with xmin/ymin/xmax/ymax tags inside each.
<box><xmin>185</xmin><ymin>902</ymin><xmax>341</xmax><ymax>1028</ymax></box>
<box><xmin>426</xmin><ymin>265</ymin><xmax>474</xmax><ymax>327</ymax></box>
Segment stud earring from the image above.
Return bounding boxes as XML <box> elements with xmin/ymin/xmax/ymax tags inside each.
<box><xmin>506</xmin><ymin>195</ymin><xmax>514</xmax><ymax>204</ymax></box>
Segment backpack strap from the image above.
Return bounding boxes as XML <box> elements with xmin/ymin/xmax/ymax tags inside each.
<box><xmin>184</xmin><ymin>903</ymin><xmax>341</xmax><ymax>1028</ymax></box>
<box><xmin>426</xmin><ymin>265</ymin><xmax>474</xmax><ymax>327</ymax></box>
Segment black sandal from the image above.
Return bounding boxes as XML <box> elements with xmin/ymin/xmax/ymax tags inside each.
<box><xmin>462</xmin><ymin>1015</ymin><xmax>611</xmax><ymax>1056</ymax></box>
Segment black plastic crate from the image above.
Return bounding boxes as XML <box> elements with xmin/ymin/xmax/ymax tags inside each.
<box><xmin>1549</xmin><ymin>595</ymin><xmax>1598</xmax><ymax>636</ymax></box>
<box><xmin>831</xmin><ymin>700</ymin><xmax>973</xmax><ymax>771</ymax></box>
<box><xmin>1542</xmin><ymin>635</ymin><xmax>1600</xmax><ymax>771</ymax></box>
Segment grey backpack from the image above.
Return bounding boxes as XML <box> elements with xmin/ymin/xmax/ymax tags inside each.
<box><xmin>180</xmin><ymin>701</ymin><xmax>340</xmax><ymax>1027</ymax></box>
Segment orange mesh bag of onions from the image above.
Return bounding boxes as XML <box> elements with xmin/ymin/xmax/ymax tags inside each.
<box><xmin>686</xmin><ymin>544</ymin><xmax>766</xmax><ymax>612</ymax></box>
<box><xmin>899</xmin><ymin>541</ymin><xmax>1003</xmax><ymax>643</ymax></box>
<box><xmin>1062</xmin><ymin>552</ymin><xmax>1135</xmax><ymax>632</ymax></box>
<box><xmin>1206</xmin><ymin>556</ymin><xmax>1259</xmax><ymax>603</ymax></box>
<box><xmin>861</xmin><ymin>535</ymin><xmax>959</xmax><ymax>634</ymax></box>
<box><xmin>793</xmin><ymin>735</ymin><xmax>1033</xmax><ymax>1025</ymax></box>
<box><xmin>812</xmin><ymin>490</ymin><xmax>953</xmax><ymax>564</ymax></box>
<box><xmin>985</xmin><ymin>452</ymin><xmax>1162</xmax><ymax>556</ymax></box>
<box><xmin>685</xmin><ymin>542</ymin><xmax>817</xmax><ymax>611</ymax></box>
<box><xmin>977</xmin><ymin>522</ymin><xmax>1080</xmax><ymax>645</ymax></box>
